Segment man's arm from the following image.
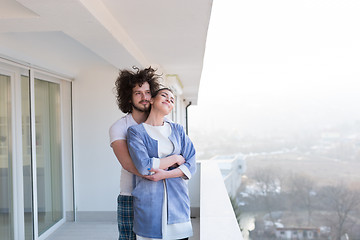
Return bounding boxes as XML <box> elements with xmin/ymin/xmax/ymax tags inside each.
<box><xmin>111</xmin><ymin>139</ymin><xmax>142</xmax><ymax>176</ymax></box>
<box><xmin>112</xmin><ymin>139</ymin><xmax>184</xmax><ymax>178</ymax></box>
<box><xmin>144</xmin><ymin>168</ymin><xmax>185</xmax><ymax>182</ymax></box>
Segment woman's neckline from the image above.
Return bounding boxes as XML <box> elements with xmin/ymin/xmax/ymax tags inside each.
<box><xmin>143</xmin><ymin>122</ymin><xmax>166</xmax><ymax>127</ymax></box>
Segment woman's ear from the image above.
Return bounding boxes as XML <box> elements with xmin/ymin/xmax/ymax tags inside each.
<box><xmin>149</xmin><ymin>98</ymin><xmax>154</xmax><ymax>105</ymax></box>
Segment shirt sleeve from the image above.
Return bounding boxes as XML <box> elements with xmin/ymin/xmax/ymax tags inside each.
<box><xmin>109</xmin><ymin>119</ymin><xmax>128</xmax><ymax>146</ymax></box>
<box><xmin>178</xmin><ymin>164</ymin><xmax>191</xmax><ymax>180</ymax></box>
<box><xmin>178</xmin><ymin>124</ymin><xmax>197</xmax><ymax>179</ymax></box>
<box><xmin>152</xmin><ymin>158</ymin><xmax>160</xmax><ymax>169</ymax></box>
<box><xmin>127</xmin><ymin>126</ymin><xmax>155</xmax><ymax>175</ymax></box>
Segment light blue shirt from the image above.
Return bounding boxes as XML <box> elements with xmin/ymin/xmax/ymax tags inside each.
<box><xmin>127</xmin><ymin>121</ymin><xmax>196</xmax><ymax>238</ymax></box>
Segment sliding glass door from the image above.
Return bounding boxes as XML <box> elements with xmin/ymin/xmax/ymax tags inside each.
<box><xmin>0</xmin><ymin>62</ymin><xmax>67</xmax><ymax>240</ymax></box>
<box><xmin>0</xmin><ymin>73</ymin><xmax>13</xmax><ymax>240</ymax></box>
<box><xmin>34</xmin><ymin>78</ymin><xmax>63</xmax><ymax>235</ymax></box>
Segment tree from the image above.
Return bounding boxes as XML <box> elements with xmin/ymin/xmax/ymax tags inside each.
<box><xmin>319</xmin><ymin>183</ymin><xmax>360</xmax><ymax>240</ymax></box>
<box><xmin>252</xmin><ymin>166</ymin><xmax>282</xmax><ymax>225</ymax></box>
<box><xmin>230</xmin><ymin>195</ymin><xmax>241</xmax><ymax>224</ymax></box>
<box><xmin>287</xmin><ymin>172</ymin><xmax>316</xmax><ymax>226</ymax></box>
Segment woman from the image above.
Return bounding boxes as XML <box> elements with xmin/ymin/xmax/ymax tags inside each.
<box><xmin>127</xmin><ymin>88</ymin><xmax>196</xmax><ymax>240</ymax></box>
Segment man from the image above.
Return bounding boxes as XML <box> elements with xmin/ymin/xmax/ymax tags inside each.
<box><xmin>109</xmin><ymin>66</ymin><xmax>185</xmax><ymax>240</ymax></box>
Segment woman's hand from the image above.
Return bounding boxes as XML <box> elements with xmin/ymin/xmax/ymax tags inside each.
<box><xmin>158</xmin><ymin>154</ymin><xmax>185</xmax><ymax>170</ymax></box>
<box><xmin>170</xmin><ymin>155</ymin><xmax>185</xmax><ymax>168</ymax></box>
<box><xmin>176</xmin><ymin>155</ymin><xmax>185</xmax><ymax>165</ymax></box>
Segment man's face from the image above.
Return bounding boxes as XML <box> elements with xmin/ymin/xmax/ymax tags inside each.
<box><xmin>131</xmin><ymin>82</ymin><xmax>151</xmax><ymax>112</ymax></box>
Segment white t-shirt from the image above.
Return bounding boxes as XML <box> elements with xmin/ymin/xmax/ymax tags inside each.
<box><xmin>109</xmin><ymin>114</ymin><xmax>137</xmax><ymax>196</ymax></box>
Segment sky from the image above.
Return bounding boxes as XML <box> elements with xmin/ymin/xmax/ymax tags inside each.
<box><xmin>189</xmin><ymin>0</ymin><xmax>360</xmax><ymax>137</ymax></box>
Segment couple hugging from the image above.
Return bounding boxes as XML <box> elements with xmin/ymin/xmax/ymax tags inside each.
<box><xmin>109</xmin><ymin>66</ymin><xmax>196</xmax><ymax>240</ymax></box>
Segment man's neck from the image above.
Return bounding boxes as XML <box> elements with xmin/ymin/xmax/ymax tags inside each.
<box><xmin>131</xmin><ymin>109</ymin><xmax>148</xmax><ymax>124</ymax></box>
<box><xmin>144</xmin><ymin>112</ymin><xmax>165</xmax><ymax>126</ymax></box>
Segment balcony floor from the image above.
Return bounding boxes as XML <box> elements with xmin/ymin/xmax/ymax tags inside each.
<box><xmin>45</xmin><ymin>217</ymin><xmax>199</xmax><ymax>240</ymax></box>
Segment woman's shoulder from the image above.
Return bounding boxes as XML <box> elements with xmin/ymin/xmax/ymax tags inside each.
<box><xmin>166</xmin><ymin>121</ymin><xmax>185</xmax><ymax>132</ymax></box>
<box><xmin>128</xmin><ymin>123</ymin><xmax>145</xmax><ymax>133</ymax></box>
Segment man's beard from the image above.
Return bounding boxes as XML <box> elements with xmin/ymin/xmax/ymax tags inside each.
<box><xmin>132</xmin><ymin>102</ymin><xmax>150</xmax><ymax>113</ymax></box>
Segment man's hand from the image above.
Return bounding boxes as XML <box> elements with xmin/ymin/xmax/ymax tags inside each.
<box><xmin>143</xmin><ymin>167</ymin><xmax>185</xmax><ymax>181</ymax></box>
<box><xmin>143</xmin><ymin>168</ymin><xmax>168</xmax><ymax>182</ymax></box>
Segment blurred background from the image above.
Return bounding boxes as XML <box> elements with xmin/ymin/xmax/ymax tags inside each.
<box><xmin>189</xmin><ymin>1</ymin><xmax>360</xmax><ymax>239</ymax></box>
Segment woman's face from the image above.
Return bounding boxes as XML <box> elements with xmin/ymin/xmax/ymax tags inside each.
<box><xmin>151</xmin><ymin>89</ymin><xmax>175</xmax><ymax>115</ymax></box>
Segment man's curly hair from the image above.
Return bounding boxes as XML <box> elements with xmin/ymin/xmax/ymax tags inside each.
<box><xmin>115</xmin><ymin>66</ymin><xmax>161</xmax><ymax>113</ymax></box>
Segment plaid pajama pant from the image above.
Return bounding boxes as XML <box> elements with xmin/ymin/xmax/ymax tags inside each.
<box><xmin>117</xmin><ymin>195</ymin><xmax>136</xmax><ymax>240</ymax></box>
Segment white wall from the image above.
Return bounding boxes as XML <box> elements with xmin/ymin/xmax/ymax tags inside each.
<box><xmin>72</xmin><ymin>63</ymin><xmax>123</xmax><ymax>212</ymax></box>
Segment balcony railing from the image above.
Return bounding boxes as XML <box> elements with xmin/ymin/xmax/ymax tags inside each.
<box><xmin>189</xmin><ymin>160</ymin><xmax>243</xmax><ymax>240</ymax></box>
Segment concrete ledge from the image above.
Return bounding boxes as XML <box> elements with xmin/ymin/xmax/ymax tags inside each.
<box><xmin>200</xmin><ymin>161</ymin><xmax>243</xmax><ymax>240</ymax></box>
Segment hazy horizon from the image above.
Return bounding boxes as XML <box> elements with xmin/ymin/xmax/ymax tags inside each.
<box><xmin>188</xmin><ymin>0</ymin><xmax>360</xmax><ymax>138</ymax></box>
